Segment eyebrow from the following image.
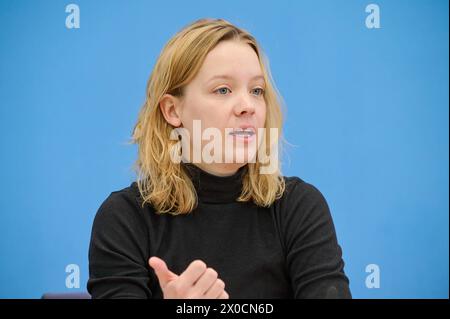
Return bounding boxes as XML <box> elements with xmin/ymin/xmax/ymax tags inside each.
<box><xmin>206</xmin><ymin>74</ymin><xmax>265</xmax><ymax>83</ymax></box>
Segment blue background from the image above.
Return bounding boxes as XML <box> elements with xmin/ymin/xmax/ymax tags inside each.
<box><xmin>0</xmin><ymin>0</ymin><xmax>448</xmax><ymax>298</ymax></box>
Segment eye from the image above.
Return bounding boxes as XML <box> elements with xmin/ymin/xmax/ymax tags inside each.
<box><xmin>214</xmin><ymin>87</ymin><xmax>231</xmax><ymax>95</ymax></box>
<box><xmin>252</xmin><ymin>88</ymin><xmax>265</xmax><ymax>96</ymax></box>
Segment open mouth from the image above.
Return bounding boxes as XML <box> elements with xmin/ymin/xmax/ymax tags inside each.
<box><xmin>229</xmin><ymin>128</ymin><xmax>256</xmax><ymax>137</ymax></box>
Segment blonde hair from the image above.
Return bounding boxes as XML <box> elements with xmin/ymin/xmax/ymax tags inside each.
<box><xmin>131</xmin><ymin>18</ymin><xmax>286</xmax><ymax>215</ymax></box>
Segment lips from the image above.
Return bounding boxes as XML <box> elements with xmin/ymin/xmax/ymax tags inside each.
<box><xmin>229</xmin><ymin>127</ymin><xmax>256</xmax><ymax>136</ymax></box>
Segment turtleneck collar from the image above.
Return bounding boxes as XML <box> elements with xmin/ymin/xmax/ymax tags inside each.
<box><xmin>181</xmin><ymin>162</ymin><xmax>248</xmax><ymax>204</ymax></box>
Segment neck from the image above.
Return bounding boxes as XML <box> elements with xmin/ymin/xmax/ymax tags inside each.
<box><xmin>181</xmin><ymin>161</ymin><xmax>248</xmax><ymax>204</ymax></box>
<box><xmin>180</xmin><ymin>154</ymin><xmax>245</xmax><ymax>177</ymax></box>
<box><xmin>193</xmin><ymin>163</ymin><xmax>244</xmax><ymax>177</ymax></box>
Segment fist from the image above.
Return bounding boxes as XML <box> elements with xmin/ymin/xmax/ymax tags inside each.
<box><xmin>149</xmin><ymin>257</ymin><xmax>229</xmax><ymax>299</ymax></box>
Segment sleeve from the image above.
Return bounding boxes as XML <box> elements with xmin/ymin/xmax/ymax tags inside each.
<box><xmin>87</xmin><ymin>191</ymin><xmax>152</xmax><ymax>299</ymax></box>
<box><xmin>279</xmin><ymin>178</ymin><xmax>352</xmax><ymax>299</ymax></box>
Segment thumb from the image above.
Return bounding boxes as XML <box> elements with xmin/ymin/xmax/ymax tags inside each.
<box><xmin>149</xmin><ymin>256</ymin><xmax>178</xmax><ymax>288</ymax></box>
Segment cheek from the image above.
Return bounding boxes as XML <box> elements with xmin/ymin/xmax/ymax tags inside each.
<box><xmin>180</xmin><ymin>95</ymin><xmax>206</xmax><ymax>124</ymax></box>
<box><xmin>257</xmin><ymin>103</ymin><xmax>267</xmax><ymax>127</ymax></box>
<box><xmin>181</xmin><ymin>94</ymin><xmax>226</xmax><ymax>129</ymax></box>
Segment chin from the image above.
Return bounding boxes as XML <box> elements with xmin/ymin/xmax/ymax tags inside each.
<box><xmin>223</xmin><ymin>148</ymin><xmax>258</xmax><ymax>165</ymax></box>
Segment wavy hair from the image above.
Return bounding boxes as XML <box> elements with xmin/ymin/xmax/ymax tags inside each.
<box><xmin>130</xmin><ymin>18</ymin><xmax>286</xmax><ymax>215</ymax></box>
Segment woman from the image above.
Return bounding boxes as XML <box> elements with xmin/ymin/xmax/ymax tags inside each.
<box><xmin>87</xmin><ymin>18</ymin><xmax>352</xmax><ymax>299</ymax></box>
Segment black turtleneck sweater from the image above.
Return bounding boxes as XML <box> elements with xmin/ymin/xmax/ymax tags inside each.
<box><xmin>87</xmin><ymin>163</ymin><xmax>351</xmax><ymax>299</ymax></box>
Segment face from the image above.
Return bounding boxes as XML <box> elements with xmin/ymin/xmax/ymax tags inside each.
<box><xmin>161</xmin><ymin>40</ymin><xmax>267</xmax><ymax>176</ymax></box>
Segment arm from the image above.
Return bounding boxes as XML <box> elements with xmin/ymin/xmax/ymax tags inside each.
<box><xmin>87</xmin><ymin>191</ymin><xmax>152</xmax><ymax>299</ymax></box>
<box><xmin>280</xmin><ymin>178</ymin><xmax>352</xmax><ymax>298</ymax></box>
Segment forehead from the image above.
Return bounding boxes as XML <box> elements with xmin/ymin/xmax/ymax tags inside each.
<box><xmin>195</xmin><ymin>40</ymin><xmax>263</xmax><ymax>81</ymax></box>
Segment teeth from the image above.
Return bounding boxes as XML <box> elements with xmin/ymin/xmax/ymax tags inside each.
<box><xmin>230</xmin><ymin>128</ymin><xmax>255</xmax><ymax>136</ymax></box>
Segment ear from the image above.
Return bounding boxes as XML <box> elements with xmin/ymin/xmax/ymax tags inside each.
<box><xmin>159</xmin><ymin>94</ymin><xmax>182</xmax><ymax>127</ymax></box>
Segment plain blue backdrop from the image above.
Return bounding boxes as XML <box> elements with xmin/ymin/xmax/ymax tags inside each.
<box><xmin>0</xmin><ymin>0</ymin><xmax>448</xmax><ymax>298</ymax></box>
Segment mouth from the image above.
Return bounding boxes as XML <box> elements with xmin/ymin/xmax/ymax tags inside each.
<box><xmin>228</xmin><ymin>127</ymin><xmax>256</xmax><ymax>137</ymax></box>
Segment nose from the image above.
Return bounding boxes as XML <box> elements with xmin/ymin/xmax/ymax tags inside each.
<box><xmin>234</xmin><ymin>91</ymin><xmax>256</xmax><ymax>116</ymax></box>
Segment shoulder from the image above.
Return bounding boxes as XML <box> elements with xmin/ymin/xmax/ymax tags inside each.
<box><xmin>281</xmin><ymin>176</ymin><xmax>329</xmax><ymax>206</ymax></box>
<box><xmin>92</xmin><ymin>182</ymin><xmax>147</xmax><ymax>228</ymax></box>
<box><xmin>274</xmin><ymin>175</ymin><xmax>332</xmax><ymax>225</ymax></box>
<box><xmin>272</xmin><ymin>176</ymin><xmax>339</xmax><ymax>248</ymax></box>
<box><xmin>98</xmin><ymin>182</ymin><xmax>141</xmax><ymax>211</ymax></box>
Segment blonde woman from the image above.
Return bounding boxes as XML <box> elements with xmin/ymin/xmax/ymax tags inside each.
<box><xmin>87</xmin><ymin>18</ymin><xmax>351</xmax><ymax>299</ymax></box>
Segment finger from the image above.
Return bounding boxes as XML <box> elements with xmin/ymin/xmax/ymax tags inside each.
<box><xmin>203</xmin><ymin>279</ymin><xmax>226</xmax><ymax>299</ymax></box>
<box><xmin>149</xmin><ymin>256</ymin><xmax>178</xmax><ymax>288</ymax></box>
<box><xmin>190</xmin><ymin>268</ymin><xmax>218</xmax><ymax>297</ymax></box>
<box><xmin>178</xmin><ymin>260</ymin><xmax>207</xmax><ymax>287</ymax></box>
<box><xmin>218</xmin><ymin>290</ymin><xmax>229</xmax><ymax>299</ymax></box>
